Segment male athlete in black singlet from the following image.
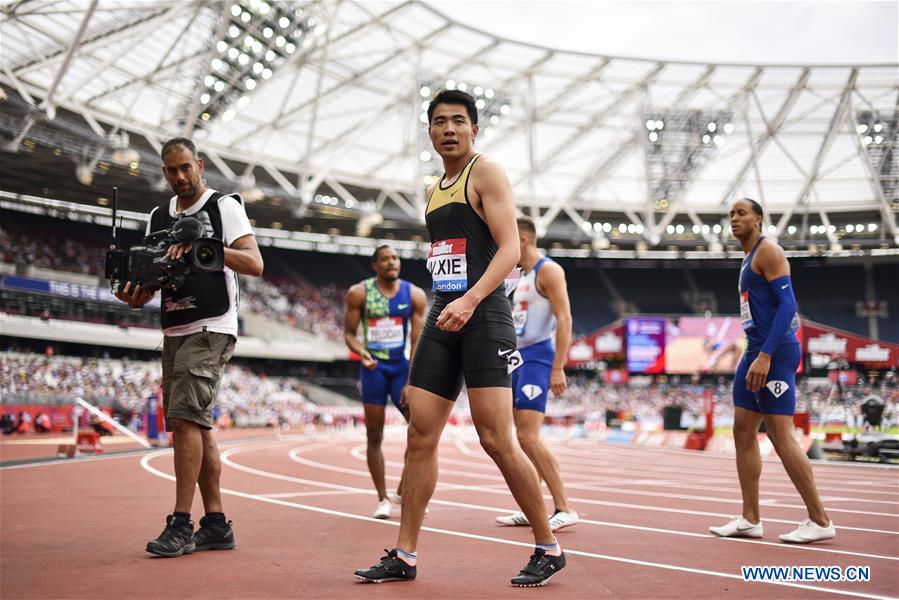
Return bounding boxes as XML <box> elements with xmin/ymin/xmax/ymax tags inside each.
<box><xmin>354</xmin><ymin>90</ymin><xmax>566</xmax><ymax>587</ymax></box>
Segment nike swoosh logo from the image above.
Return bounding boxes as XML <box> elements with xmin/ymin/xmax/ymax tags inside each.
<box><xmin>781</xmin><ymin>284</ymin><xmax>789</xmax><ymax>289</ymax></box>
<box><xmin>737</xmin><ymin>525</ymin><xmax>757</xmax><ymax>531</ymax></box>
<box><xmin>450</xmin><ymin>190</ymin><xmax>459</xmax><ymax>197</ymax></box>
<box><xmin>498</xmin><ymin>348</ymin><xmax>513</xmax><ymax>356</ymax></box>
<box><xmin>397</xmin><ymin>303</ymin><xmax>409</xmax><ymax>309</ymax></box>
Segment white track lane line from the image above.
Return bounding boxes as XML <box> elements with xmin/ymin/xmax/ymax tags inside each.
<box><xmin>561</xmin><ymin>439</ymin><xmax>899</xmax><ymax>471</ymax></box>
<box><xmin>1</xmin><ymin>449</ymin><xmax>152</xmax><ymax>470</ymax></box>
<box><xmin>301</xmin><ymin>440</ymin><xmax>898</xmax><ymax>542</ymax></box>
<box><xmin>139</xmin><ymin>443</ymin><xmax>896</xmax><ymax>600</ymax></box>
<box><xmin>348</xmin><ymin>442</ymin><xmax>898</xmax><ymax>536</ymax></box>
<box><xmin>295</xmin><ymin>445</ymin><xmax>899</xmax><ymax>562</ymax></box>
<box><xmin>347</xmin><ymin>442</ymin><xmax>896</xmax><ymax>518</ymax></box>
<box><xmin>552</xmin><ymin>443</ymin><xmax>899</xmax><ymax>485</ymax></box>
<box><xmin>357</xmin><ymin>444</ymin><xmax>899</xmax><ymax>513</ymax></box>
<box><xmin>543</xmin><ymin>444</ymin><xmax>899</xmax><ymax>489</ymax></box>
<box><xmin>462</xmin><ymin>439</ymin><xmax>899</xmax><ymax>498</ymax></box>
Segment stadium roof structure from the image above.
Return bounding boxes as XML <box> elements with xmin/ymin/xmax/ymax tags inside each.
<box><xmin>1</xmin><ymin>0</ymin><xmax>898</xmax><ymax>252</ymax></box>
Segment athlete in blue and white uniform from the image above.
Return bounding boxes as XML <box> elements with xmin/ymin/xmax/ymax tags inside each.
<box><xmin>710</xmin><ymin>198</ymin><xmax>835</xmax><ymax>544</ymax></box>
<box><xmin>496</xmin><ymin>217</ymin><xmax>578</xmax><ymax>531</ymax></box>
<box><xmin>345</xmin><ymin>244</ymin><xmax>426</xmax><ymax>519</ymax></box>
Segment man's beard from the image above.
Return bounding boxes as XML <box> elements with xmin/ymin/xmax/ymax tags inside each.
<box><xmin>174</xmin><ymin>183</ymin><xmax>197</xmax><ymax>199</ymax></box>
<box><xmin>381</xmin><ymin>273</ymin><xmax>399</xmax><ymax>282</ymax></box>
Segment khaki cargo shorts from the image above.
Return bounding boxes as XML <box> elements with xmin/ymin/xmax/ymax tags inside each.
<box><xmin>161</xmin><ymin>330</ymin><xmax>235</xmax><ymax>430</ymax></box>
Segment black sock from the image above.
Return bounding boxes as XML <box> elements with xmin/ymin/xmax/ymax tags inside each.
<box><xmin>172</xmin><ymin>511</ymin><xmax>191</xmax><ymax>524</ymax></box>
<box><xmin>205</xmin><ymin>512</ymin><xmax>227</xmax><ymax>525</ymax></box>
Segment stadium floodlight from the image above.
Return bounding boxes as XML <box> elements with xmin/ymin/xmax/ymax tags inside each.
<box><xmin>75</xmin><ymin>164</ymin><xmax>94</xmax><ymax>186</ymax></box>
<box><xmin>192</xmin><ymin>1</ymin><xmax>318</xmax><ymax>127</ymax></box>
<box><xmin>856</xmin><ymin>108</ymin><xmax>898</xmax><ymax>203</ymax></box>
<box><xmin>644</xmin><ymin>108</ymin><xmax>733</xmax><ymax>215</ymax></box>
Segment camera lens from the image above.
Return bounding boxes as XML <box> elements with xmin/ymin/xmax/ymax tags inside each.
<box><xmin>196</xmin><ymin>244</ymin><xmax>214</xmax><ymax>267</ymax></box>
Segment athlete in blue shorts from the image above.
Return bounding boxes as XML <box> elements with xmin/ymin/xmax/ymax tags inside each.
<box><xmin>710</xmin><ymin>198</ymin><xmax>835</xmax><ymax>544</ymax></box>
<box><xmin>345</xmin><ymin>245</ymin><xmax>426</xmax><ymax>519</ymax></box>
<box><xmin>496</xmin><ymin>217</ymin><xmax>578</xmax><ymax>531</ymax></box>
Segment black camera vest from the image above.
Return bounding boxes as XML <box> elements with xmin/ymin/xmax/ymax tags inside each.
<box><xmin>149</xmin><ymin>192</ymin><xmax>235</xmax><ymax>329</ymax></box>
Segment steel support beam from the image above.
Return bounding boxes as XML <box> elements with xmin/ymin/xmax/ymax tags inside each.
<box><xmin>775</xmin><ymin>69</ymin><xmax>859</xmax><ymax>237</ymax></box>
<box><xmin>719</xmin><ymin>68</ymin><xmax>811</xmax><ymax>207</ymax></box>
<box><xmin>846</xmin><ymin>95</ymin><xmax>899</xmax><ymax>243</ymax></box>
<box><xmin>40</xmin><ymin>0</ymin><xmax>98</xmax><ymax>119</ymax></box>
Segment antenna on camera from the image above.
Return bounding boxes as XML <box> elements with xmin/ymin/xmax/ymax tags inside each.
<box><xmin>111</xmin><ymin>186</ymin><xmax>119</xmax><ymax>250</ymax></box>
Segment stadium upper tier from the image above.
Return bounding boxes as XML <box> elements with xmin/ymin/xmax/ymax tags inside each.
<box><xmin>1</xmin><ymin>1</ymin><xmax>897</xmax><ymax>250</ymax></box>
<box><xmin>2</xmin><ymin>208</ymin><xmax>897</xmax><ymax>343</ymax></box>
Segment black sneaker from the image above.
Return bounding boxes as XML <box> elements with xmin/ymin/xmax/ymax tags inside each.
<box><xmin>193</xmin><ymin>516</ymin><xmax>237</xmax><ymax>551</ymax></box>
<box><xmin>510</xmin><ymin>547</ymin><xmax>566</xmax><ymax>587</ymax></box>
<box><xmin>146</xmin><ymin>515</ymin><xmax>196</xmax><ymax>557</ymax></box>
<box><xmin>354</xmin><ymin>549</ymin><xmax>417</xmax><ymax>583</ymax></box>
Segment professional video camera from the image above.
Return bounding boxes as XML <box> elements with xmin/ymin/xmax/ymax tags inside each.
<box><xmin>104</xmin><ymin>188</ymin><xmax>225</xmax><ymax>293</ymax></box>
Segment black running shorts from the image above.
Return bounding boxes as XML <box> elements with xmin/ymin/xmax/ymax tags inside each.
<box><xmin>409</xmin><ymin>293</ymin><xmax>518</xmax><ymax>400</ymax></box>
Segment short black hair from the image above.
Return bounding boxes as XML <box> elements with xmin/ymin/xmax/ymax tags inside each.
<box><xmin>427</xmin><ymin>89</ymin><xmax>478</xmax><ymax>125</ymax></box>
<box><xmin>517</xmin><ymin>216</ymin><xmax>537</xmax><ymax>239</ymax></box>
<box><xmin>161</xmin><ymin>137</ymin><xmax>197</xmax><ymax>160</ymax></box>
<box><xmin>742</xmin><ymin>197</ymin><xmax>764</xmax><ymax>230</ymax></box>
<box><xmin>372</xmin><ymin>244</ymin><xmax>393</xmax><ymax>262</ymax></box>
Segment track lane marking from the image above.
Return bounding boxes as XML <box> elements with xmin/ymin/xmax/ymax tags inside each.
<box><xmin>139</xmin><ymin>444</ymin><xmax>896</xmax><ymax>599</ymax></box>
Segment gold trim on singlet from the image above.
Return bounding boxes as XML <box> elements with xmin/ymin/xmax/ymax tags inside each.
<box><xmin>426</xmin><ymin>153</ymin><xmax>479</xmax><ymax>215</ymax></box>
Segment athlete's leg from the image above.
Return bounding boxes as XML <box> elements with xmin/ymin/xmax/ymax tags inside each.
<box><xmin>363</xmin><ymin>402</ymin><xmax>388</xmax><ymax>501</ymax></box>
<box><xmin>387</xmin><ymin>362</ymin><xmax>411</xmax><ymax>498</ymax></box>
<box><xmin>763</xmin><ymin>414</ymin><xmax>829</xmax><ymax>525</ymax></box>
<box><xmin>360</xmin><ymin>362</ymin><xmax>392</xmax><ymax>502</ymax></box>
<box><xmin>469</xmin><ymin>387</ymin><xmax>554</xmax><ymax>545</ymax></box>
<box><xmin>733</xmin><ymin>407</ymin><xmax>764</xmax><ymax>523</ymax></box>
<box><xmin>759</xmin><ymin>344</ymin><xmax>829</xmax><ymax>526</ymax></box>
<box><xmin>395</xmin><ymin>386</ymin><xmax>454</xmax><ymax>552</ymax></box>
<box><xmin>515</xmin><ymin>409</ymin><xmax>570</xmax><ymax>512</ymax></box>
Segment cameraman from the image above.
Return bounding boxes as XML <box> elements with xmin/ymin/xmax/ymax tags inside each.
<box><xmin>116</xmin><ymin>137</ymin><xmax>263</xmax><ymax>557</ymax></box>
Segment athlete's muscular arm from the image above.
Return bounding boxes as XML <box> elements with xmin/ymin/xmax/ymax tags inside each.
<box><xmin>745</xmin><ymin>241</ymin><xmax>792</xmax><ymax>392</ymax></box>
<box><xmin>538</xmin><ymin>262</ymin><xmax>572</xmax><ymax>397</ymax></box>
<box><xmin>436</xmin><ymin>157</ymin><xmax>520</xmax><ymax>332</ymax></box>
<box><xmin>344</xmin><ymin>283</ymin><xmax>378</xmax><ymax>369</ymax></box>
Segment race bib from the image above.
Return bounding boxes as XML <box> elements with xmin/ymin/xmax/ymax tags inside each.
<box><xmin>512</xmin><ymin>300</ymin><xmax>528</xmax><ymax>336</ymax></box>
<box><xmin>427</xmin><ymin>238</ymin><xmax>467</xmax><ymax>293</ymax></box>
<box><xmin>367</xmin><ymin>317</ymin><xmax>404</xmax><ymax>350</ymax></box>
<box><xmin>740</xmin><ymin>291</ymin><xmax>754</xmax><ymax>330</ymax></box>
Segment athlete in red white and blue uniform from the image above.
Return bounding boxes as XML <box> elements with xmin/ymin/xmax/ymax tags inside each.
<box><xmin>496</xmin><ymin>217</ymin><xmax>578</xmax><ymax>531</ymax></box>
<box><xmin>710</xmin><ymin>198</ymin><xmax>835</xmax><ymax>544</ymax></box>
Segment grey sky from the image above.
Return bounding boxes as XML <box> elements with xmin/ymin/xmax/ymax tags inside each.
<box><xmin>428</xmin><ymin>1</ymin><xmax>899</xmax><ymax>65</ymax></box>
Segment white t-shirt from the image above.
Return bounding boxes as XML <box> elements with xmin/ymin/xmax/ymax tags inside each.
<box><xmin>146</xmin><ymin>188</ymin><xmax>254</xmax><ymax>337</ymax></box>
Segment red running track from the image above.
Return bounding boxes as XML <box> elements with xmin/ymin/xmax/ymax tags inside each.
<box><xmin>1</xmin><ymin>430</ymin><xmax>897</xmax><ymax>599</ymax></box>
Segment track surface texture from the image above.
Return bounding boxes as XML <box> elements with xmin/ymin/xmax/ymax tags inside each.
<box><xmin>2</xmin><ymin>429</ymin><xmax>897</xmax><ymax>599</ymax></box>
